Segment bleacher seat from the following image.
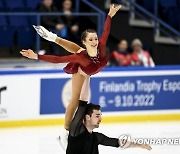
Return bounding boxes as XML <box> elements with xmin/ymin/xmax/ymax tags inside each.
<box><xmin>0</xmin><ymin>8</ymin><xmax>10</xmax><ymax>12</ymax></box>
<box><xmin>0</xmin><ymin>26</ymin><xmax>15</xmax><ymax>47</ymax></box>
<box><xmin>0</xmin><ymin>0</ymin><xmax>3</xmax><ymax>7</ymax></box>
<box><xmin>5</xmin><ymin>0</ymin><xmax>25</xmax><ymax>9</ymax></box>
<box><xmin>12</xmin><ymin>7</ymin><xmax>32</xmax><ymax>12</ymax></box>
<box><xmin>0</xmin><ymin>0</ymin><xmax>10</xmax><ymax>12</ymax></box>
<box><xmin>0</xmin><ymin>0</ymin><xmax>8</xmax><ymax>12</ymax></box>
<box><xmin>159</xmin><ymin>0</ymin><xmax>177</xmax><ymax>9</ymax></box>
<box><xmin>25</xmin><ymin>0</ymin><xmax>42</xmax><ymax>10</ymax></box>
<box><xmin>9</xmin><ymin>16</ymin><xmax>29</xmax><ymax>27</ymax></box>
<box><xmin>17</xmin><ymin>26</ymin><xmax>35</xmax><ymax>48</ymax></box>
<box><xmin>28</xmin><ymin>16</ymin><xmax>38</xmax><ymax>25</ymax></box>
<box><xmin>0</xmin><ymin>16</ymin><xmax>7</xmax><ymax>26</ymax></box>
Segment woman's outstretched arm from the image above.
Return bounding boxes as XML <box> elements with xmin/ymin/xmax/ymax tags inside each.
<box><xmin>99</xmin><ymin>4</ymin><xmax>121</xmax><ymax>57</ymax></box>
<box><xmin>99</xmin><ymin>4</ymin><xmax>121</xmax><ymax>43</ymax></box>
<box><xmin>20</xmin><ymin>49</ymin><xmax>83</xmax><ymax>64</ymax></box>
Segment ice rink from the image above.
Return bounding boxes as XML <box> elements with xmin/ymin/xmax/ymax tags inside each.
<box><xmin>0</xmin><ymin>121</ymin><xmax>180</xmax><ymax>154</ymax></box>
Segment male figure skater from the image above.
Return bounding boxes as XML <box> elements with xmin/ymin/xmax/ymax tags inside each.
<box><xmin>58</xmin><ymin>99</ymin><xmax>152</xmax><ymax>153</ymax></box>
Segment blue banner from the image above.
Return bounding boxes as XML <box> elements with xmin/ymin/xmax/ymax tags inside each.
<box><xmin>90</xmin><ymin>75</ymin><xmax>180</xmax><ymax>111</ymax></box>
<box><xmin>40</xmin><ymin>78</ymin><xmax>69</xmax><ymax>114</ymax></box>
<box><xmin>40</xmin><ymin>75</ymin><xmax>180</xmax><ymax>114</ymax></box>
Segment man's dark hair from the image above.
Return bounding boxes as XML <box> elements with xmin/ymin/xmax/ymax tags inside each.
<box><xmin>85</xmin><ymin>103</ymin><xmax>101</xmax><ymax>117</ymax></box>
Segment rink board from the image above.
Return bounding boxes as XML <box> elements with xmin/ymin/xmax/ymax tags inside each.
<box><xmin>0</xmin><ymin>66</ymin><xmax>180</xmax><ymax>127</ymax></box>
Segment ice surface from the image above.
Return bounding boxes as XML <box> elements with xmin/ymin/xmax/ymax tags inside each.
<box><xmin>0</xmin><ymin>122</ymin><xmax>180</xmax><ymax>154</ymax></box>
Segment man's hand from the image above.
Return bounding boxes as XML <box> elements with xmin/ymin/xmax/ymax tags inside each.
<box><xmin>33</xmin><ymin>25</ymin><xmax>57</xmax><ymax>42</ymax></box>
<box><xmin>138</xmin><ymin>143</ymin><xmax>152</xmax><ymax>150</ymax></box>
<box><xmin>131</xmin><ymin>142</ymin><xmax>152</xmax><ymax>151</ymax></box>
<box><xmin>108</xmin><ymin>4</ymin><xmax>121</xmax><ymax>18</ymax></box>
<box><xmin>20</xmin><ymin>49</ymin><xmax>38</xmax><ymax>60</ymax></box>
<box><xmin>119</xmin><ymin>139</ymin><xmax>152</xmax><ymax>151</ymax></box>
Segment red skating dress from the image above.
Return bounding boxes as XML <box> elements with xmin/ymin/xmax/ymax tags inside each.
<box><xmin>38</xmin><ymin>16</ymin><xmax>111</xmax><ymax>75</ymax></box>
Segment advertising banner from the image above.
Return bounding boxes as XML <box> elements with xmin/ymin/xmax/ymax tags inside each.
<box><xmin>0</xmin><ymin>75</ymin><xmax>40</xmax><ymax>119</ymax></box>
<box><xmin>40</xmin><ymin>74</ymin><xmax>180</xmax><ymax>114</ymax></box>
<box><xmin>0</xmin><ymin>68</ymin><xmax>180</xmax><ymax>121</ymax></box>
<box><xmin>90</xmin><ymin>75</ymin><xmax>180</xmax><ymax>112</ymax></box>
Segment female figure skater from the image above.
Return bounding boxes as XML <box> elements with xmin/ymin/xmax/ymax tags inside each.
<box><xmin>20</xmin><ymin>4</ymin><xmax>121</xmax><ymax>148</ymax></box>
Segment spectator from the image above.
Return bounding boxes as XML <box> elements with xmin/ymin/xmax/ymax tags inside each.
<box><xmin>39</xmin><ymin>0</ymin><xmax>65</xmax><ymax>34</ymax></box>
<box><xmin>61</xmin><ymin>0</ymin><xmax>80</xmax><ymax>42</ymax></box>
<box><xmin>110</xmin><ymin>39</ymin><xmax>131</xmax><ymax>66</ymax></box>
<box><xmin>39</xmin><ymin>0</ymin><xmax>66</xmax><ymax>54</ymax></box>
<box><xmin>131</xmin><ymin>38</ymin><xmax>155</xmax><ymax>67</ymax></box>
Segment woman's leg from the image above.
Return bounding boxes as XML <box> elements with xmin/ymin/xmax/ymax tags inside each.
<box><xmin>80</xmin><ymin>75</ymin><xmax>90</xmax><ymax>101</ymax></box>
<box><xmin>64</xmin><ymin>73</ymin><xmax>86</xmax><ymax>130</ymax></box>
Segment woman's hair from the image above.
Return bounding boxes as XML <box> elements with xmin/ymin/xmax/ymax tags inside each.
<box><xmin>81</xmin><ymin>29</ymin><xmax>97</xmax><ymax>42</ymax></box>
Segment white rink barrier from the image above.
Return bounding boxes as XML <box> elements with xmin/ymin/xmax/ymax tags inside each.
<box><xmin>0</xmin><ymin>66</ymin><xmax>180</xmax><ymax>127</ymax></box>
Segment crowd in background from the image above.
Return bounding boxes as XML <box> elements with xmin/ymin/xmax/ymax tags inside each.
<box><xmin>110</xmin><ymin>38</ymin><xmax>155</xmax><ymax>67</ymax></box>
<box><xmin>38</xmin><ymin>0</ymin><xmax>155</xmax><ymax>67</ymax></box>
<box><xmin>39</xmin><ymin>0</ymin><xmax>80</xmax><ymax>42</ymax></box>
<box><xmin>0</xmin><ymin>0</ymin><xmax>156</xmax><ymax>67</ymax></box>
<box><xmin>37</xmin><ymin>0</ymin><xmax>80</xmax><ymax>55</ymax></box>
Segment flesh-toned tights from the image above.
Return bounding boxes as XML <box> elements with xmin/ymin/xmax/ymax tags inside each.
<box><xmin>65</xmin><ymin>68</ymin><xmax>90</xmax><ymax>130</ymax></box>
